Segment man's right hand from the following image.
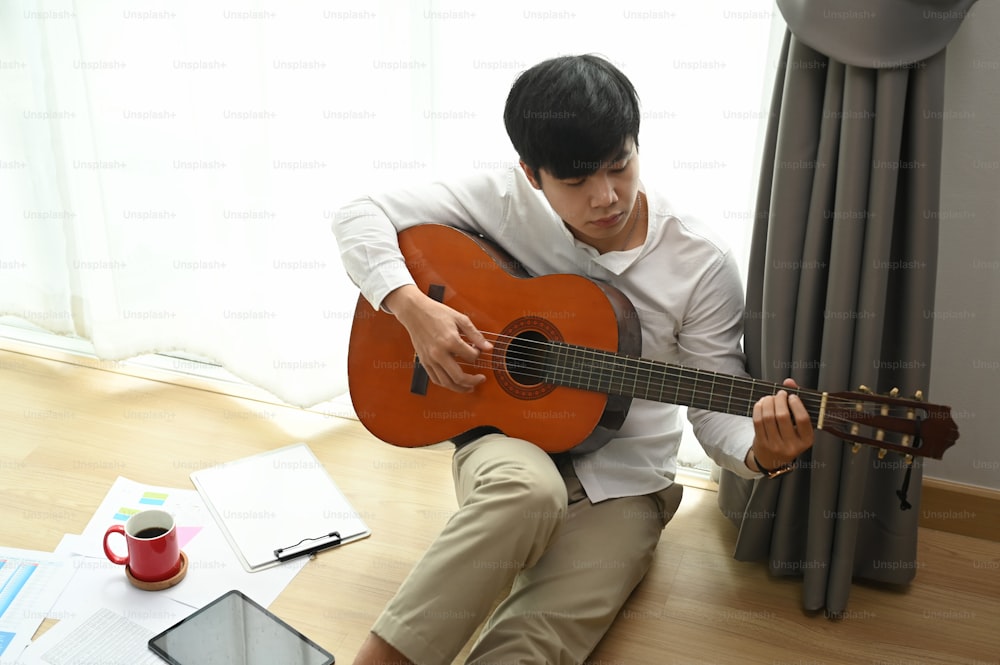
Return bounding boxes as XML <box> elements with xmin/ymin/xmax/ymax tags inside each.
<box><xmin>383</xmin><ymin>285</ymin><xmax>493</xmax><ymax>393</ymax></box>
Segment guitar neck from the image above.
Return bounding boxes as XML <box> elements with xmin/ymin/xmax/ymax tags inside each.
<box><xmin>546</xmin><ymin>343</ymin><xmax>822</xmax><ymax>421</ymax></box>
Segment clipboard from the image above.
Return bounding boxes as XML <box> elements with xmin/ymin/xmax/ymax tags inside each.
<box><xmin>191</xmin><ymin>443</ymin><xmax>370</xmax><ymax>572</ymax></box>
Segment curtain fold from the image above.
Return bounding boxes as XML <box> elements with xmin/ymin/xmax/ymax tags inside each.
<box><xmin>719</xmin><ymin>1</ymin><xmax>966</xmax><ymax>614</ymax></box>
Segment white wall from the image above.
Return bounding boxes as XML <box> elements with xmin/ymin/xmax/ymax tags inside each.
<box><xmin>926</xmin><ymin>1</ymin><xmax>1000</xmax><ymax>490</ymax></box>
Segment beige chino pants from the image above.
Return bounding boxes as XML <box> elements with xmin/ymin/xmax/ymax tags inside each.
<box><xmin>372</xmin><ymin>433</ymin><xmax>683</xmax><ymax>665</ymax></box>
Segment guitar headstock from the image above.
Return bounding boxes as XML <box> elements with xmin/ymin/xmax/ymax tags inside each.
<box><xmin>821</xmin><ymin>387</ymin><xmax>959</xmax><ymax>460</ymax></box>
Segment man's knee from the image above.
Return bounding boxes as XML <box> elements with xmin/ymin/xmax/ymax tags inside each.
<box><xmin>470</xmin><ymin>456</ymin><xmax>568</xmax><ymax>528</ymax></box>
<box><xmin>454</xmin><ymin>437</ymin><xmax>569</xmax><ymax>553</ymax></box>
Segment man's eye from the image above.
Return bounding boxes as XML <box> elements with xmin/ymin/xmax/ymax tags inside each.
<box><xmin>564</xmin><ymin>179</ymin><xmax>586</xmax><ymax>187</ymax></box>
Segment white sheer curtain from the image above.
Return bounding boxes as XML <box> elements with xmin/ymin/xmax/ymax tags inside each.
<box><xmin>1</xmin><ymin>0</ymin><xmax>781</xmax><ymax>411</ymax></box>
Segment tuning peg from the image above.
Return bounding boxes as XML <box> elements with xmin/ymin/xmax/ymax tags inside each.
<box><xmin>852</xmin><ymin>443</ymin><xmax>862</xmax><ymax>453</ymax></box>
<box><xmin>900</xmin><ymin>388</ymin><xmax>924</xmax><ymax>450</ymax></box>
<box><xmin>878</xmin><ymin>448</ymin><xmax>887</xmax><ymax>459</ymax></box>
<box><xmin>889</xmin><ymin>387</ymin><xmax>900</xmax><ymax>397</ymax></box>
<box><xmin>858</xmin><ymin>385</ymin><xmax>873</xmax><ymax>394</ymax></box>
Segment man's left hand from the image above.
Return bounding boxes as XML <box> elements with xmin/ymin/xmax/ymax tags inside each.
<box><xmin>747</xmin><ymin>377</ymin><xmax>815</xmax><ymax>473</ymax></box>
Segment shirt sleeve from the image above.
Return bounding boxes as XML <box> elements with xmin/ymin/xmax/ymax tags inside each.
<box><xmin>678</xmin><ymin>249</ymin><xmax>762</xmax><ymax>479</ymax></box>
<box><xmin>332</xmin><ymin>170</ymin><xmax>511</xmax><ymax>310</ymax></box>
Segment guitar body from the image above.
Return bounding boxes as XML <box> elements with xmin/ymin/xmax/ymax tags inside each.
<box><xmin>348</xmin><ymin>224</ymin><xmax>641</xmax><ymax>452</ymax></box>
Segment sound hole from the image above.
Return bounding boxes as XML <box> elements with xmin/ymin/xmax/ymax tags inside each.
<box><xmin>506</xmin><ymin>331</ymin><xmax>548</xmax><ymax>385</ymax></box>
<box><xmin>494</xmin><ymin>317</ymin><xmax>561</xmax><ymax>400</ymax></box>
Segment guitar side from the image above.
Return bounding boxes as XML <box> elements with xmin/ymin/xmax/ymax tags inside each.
<box><xmin>347</xmin><ymin>224</ymin><xmax>641</xmax><ymax>451</ymax></box>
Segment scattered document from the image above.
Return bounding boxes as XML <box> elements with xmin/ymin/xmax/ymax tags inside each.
<box><xmin>69</xmin><ymin>478</ymin><xmax>307</xmax><ymax>609</ymax></box>
<box><xmin>3</xmin><ymin>444</ymin><xmax>366</xmax><ymax>663</ymax></box>
<box><xmin>0</xmin><ymin>548</ymin><xmax>74</xmax><ymax>665</ymax></box>
<box><xmin>17</xmin><ymin>607</ymin><xmax>166</xmax><ymax>665</ymax></box>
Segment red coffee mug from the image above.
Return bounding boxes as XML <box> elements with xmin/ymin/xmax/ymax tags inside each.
<box><xmin>103</xmin><ymin>509</ymin><xmax>182</xmax><ymax>583</ymax></box>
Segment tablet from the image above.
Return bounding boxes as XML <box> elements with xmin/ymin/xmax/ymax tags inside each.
<box><xmin>148</xmin><ymin>589</ymin><xmax>334</xmax><ymax>664</ymax></box>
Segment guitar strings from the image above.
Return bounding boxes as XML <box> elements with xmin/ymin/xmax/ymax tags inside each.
<box><xmin>447</xmin><ymin>339</ymin><xmax>928</xmax><ymax>453</ymax></box>
<box><xmin>453</xmin><ymin>353</ymin><xmax>863</xmax><ymax>434</ymax></box>
<box><xmin>449</xmin><ymin>350</ymin><xmax>874</xmax><ymax>435</ymax></box>
<box><xmin>451</xmin><ymin>341</ymin><xmax>930</xmax><ymax>447</ymax></box>
<box><xmin>467</xmin><ymin>329</ymin><xmax>828</xmax><ymax>406</ymax></box>
<box><xmin>445</xmin><ymin>331</ymin><xmax>923</xmax><ymax>430</ymax></box>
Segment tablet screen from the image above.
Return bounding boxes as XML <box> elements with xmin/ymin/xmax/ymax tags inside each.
<box><xmin>148</xmin><ymin>590</ymin><xmax>334</xmax><ymax>665</ymax></box>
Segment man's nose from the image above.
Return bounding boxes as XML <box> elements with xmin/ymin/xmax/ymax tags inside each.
<box><xmin>589</xmin><ymin>172</ymin><xmax>618</xmax><ymax>208</ymax></box>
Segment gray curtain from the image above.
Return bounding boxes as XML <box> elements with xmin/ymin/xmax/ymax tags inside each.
<box><xmin>717</xmin><ymin>0</ymin><xmax>976</xmax><ymax>615</ymax></box>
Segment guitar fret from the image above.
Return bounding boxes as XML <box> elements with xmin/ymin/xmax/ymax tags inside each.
<box><xmin>655</xmin><ymin>361</ymin><xmax>666</xmax><ymax>402</ymax></box>
<box><xmin>687</xmin><ymin>367</ymin><xmax>702</xmax><ymax>409</ymax></box>
<box><xmin>612</xmin><ymin>358</ymin><xmax>628</xmax><ymax>395</ymax></box>
<box><xmin>641</xmin><ymin>359</ymin><xmax>655</xmax><ymax>401</ymax></box>
<box><xmin>606</xmin><ymin>350</ymin><xmax>618</xmax><ymax>395</ymax></box>
<box><xmin>589</xmin><ymin>349</ymin><xmax>604</xmax><ymax>392</ymax></box>
<box><xmin>686</xmin><ymin>369</ymin><xmax>699</xmax><ymax>409</ymax></box>
<box><xmin>581</xmin><ymin>347</ymin><xmax>593</xmax><ymax>390</ymax></box>
<box><xmin>545</xmin><ymin>343</ymin><xmax>557</xmax><ymax>384</ymax></box>
<box><xmin>560</xmin><ymin>344</ymin><xmax>573</xmax><ymax>386</ymax></box>
<box><xmin>584</xmin><ymin>349</ymin><xmax>599</xmax><ymax>392</ymax></box>
<box><xmin>557</xmin><ymin>344</ymin><xmax>571</xmax><ymax>385</ymax></box>
<box><xmin>725</xmin><ymin>376</ymin><xmax>734</xmax><ymax>414</ymax></box>
<box><xmin>672</xmin><ymin>366</ymin><xmax>683</xmax><ymax>405</ymax></box>
<box><xmin>565</xmin><ymin>346</ymin><xmax>575</xmax><ymax>387</ymax></box>
<box><xmin>609</xmin><ymin>353</ymin><xmax>620</xmax><ymax>394</ymax></box>
<box><xmin>692</xmin><ymin>369</ymin><xmax>712</xmax><ymax>411</ymax></box>
<box><xmin>583</xmin><ymin>348</ymin><xmax>595</xmax><ymax>389</ymax></box>
<box><xmin>570</xmin><ymin>346</ymin><xmax>583</xmax><ymax>387</ymax></box>
<box><xmin>623</xmin><ymin>355</ymin><xmax>635</xmax><ymax>397</ymax></box>
<box><xmin>604</xmin><ymin>350</ymin><xmax>617</xmax><ymax>394</ymax></box>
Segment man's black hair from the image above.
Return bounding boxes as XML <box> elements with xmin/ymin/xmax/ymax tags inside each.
<box><xmin>503</xmin><ymin>54</ymin><xmax>641</xmax><ymax>181</ymax></box>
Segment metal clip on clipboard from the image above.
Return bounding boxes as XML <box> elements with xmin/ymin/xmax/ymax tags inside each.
<box><xmin>273</xmin><ymin>531</ymin><xmax>343</xmax><ymax>563</ymax></box>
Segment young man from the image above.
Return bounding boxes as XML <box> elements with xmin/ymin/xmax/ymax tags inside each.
<box><xmin>333</xmin><ymin>55</ymin><xmax>813</xmax><ymax>665</ymax></box>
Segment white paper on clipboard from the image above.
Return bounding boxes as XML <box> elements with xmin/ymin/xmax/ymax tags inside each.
<box><xmin>190</xmin><ymin>443</ymin><xmax>370</xmax><ymax>572</ymax></box>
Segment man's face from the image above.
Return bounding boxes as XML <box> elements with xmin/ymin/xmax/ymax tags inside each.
<box><xmin>520</xmin><ymin>138</ymin><xmax>641</xmax><ymax>253</ymax></box>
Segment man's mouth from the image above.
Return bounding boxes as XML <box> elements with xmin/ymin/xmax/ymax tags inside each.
<box><xmin>592</xmin><ymin>212</ymin><xmax>624</xmax><ymax>227</ymax></box>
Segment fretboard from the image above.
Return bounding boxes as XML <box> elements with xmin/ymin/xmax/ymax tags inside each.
<box><xmin>545</xmin><ymin>342</ymin><xmax>822</xmax><ymax>421</ymax></box>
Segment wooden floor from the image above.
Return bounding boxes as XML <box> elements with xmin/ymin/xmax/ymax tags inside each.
<box><xmin>1</xmin><ymin>346</ymin><xmax>998</xmax><ymax>665</ymax></box>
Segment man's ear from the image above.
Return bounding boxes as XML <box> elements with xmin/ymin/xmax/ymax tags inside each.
<box><xmin>518</xmin><ymin>161</ymin><xmax>543</xmax><ymax>190</ymax></box>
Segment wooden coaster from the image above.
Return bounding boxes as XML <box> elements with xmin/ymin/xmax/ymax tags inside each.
<box><xmin>126</xmin><ymin>551</ymin><xmax>188</xmax><ymax>591</ymax></box>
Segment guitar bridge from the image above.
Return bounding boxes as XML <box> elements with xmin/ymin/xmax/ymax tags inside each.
<box><xmin>410</xmin><ymin>283</ymin><xmax>446</xmax><ymax>396</ymax></box>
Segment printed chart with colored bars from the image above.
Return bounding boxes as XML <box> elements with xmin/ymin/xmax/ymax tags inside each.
<box><xmin>0</xmin><ymin>548</ymin><xmax>75</xmax><ymax>660</ymax></box>
<box><xmin>0</xmin><ymin>557</ymin><xmax>38</xmax><ymax>656</ymax></box>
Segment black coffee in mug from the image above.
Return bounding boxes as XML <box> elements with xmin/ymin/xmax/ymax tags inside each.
<box><xmin>104</xmin><ymin>509</ymin><xmax>182</xmax><ymax>584</ymax></box>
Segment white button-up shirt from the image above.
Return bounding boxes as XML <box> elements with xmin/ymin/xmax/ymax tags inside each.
<box><xmin>334</xmin><ymin>167</ymin><xmax>759</xmax><ymax>502</ymax></box>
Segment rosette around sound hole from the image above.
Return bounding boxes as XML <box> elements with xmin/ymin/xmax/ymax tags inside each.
<box><xmin>493</xmin><ymin>317</ymin><xmax>562</xmax><ymax>400</ymax></box>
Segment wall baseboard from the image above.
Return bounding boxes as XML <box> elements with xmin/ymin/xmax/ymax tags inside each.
<box><xmin>920</xmin><ymin>477</ymin><xmax>1000</xmax><ymax>542</ymax></box>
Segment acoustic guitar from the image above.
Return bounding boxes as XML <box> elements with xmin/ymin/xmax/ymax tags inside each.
<box><xmin>347</xmin><ymin>224</ymin><xmax>958</xmax><ymax>460</ymax></box>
